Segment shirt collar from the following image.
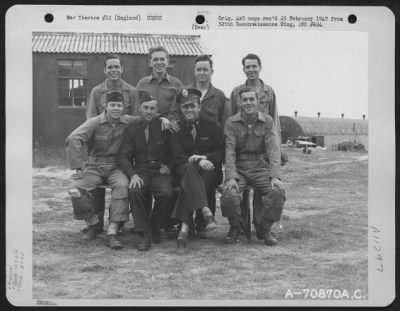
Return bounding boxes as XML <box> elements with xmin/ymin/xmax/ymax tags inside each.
<box><xmin>149</xmin><ymin>72</ymin><xmax>171</xmax><ymax>82</ymax></box>
<box><xmin>245</xmin><ymin>78</ymin><xmax>265</xmax><ymax>88</ymax></box>
<box><xmin>99</xmin><ymin>79</ymin><xmax>131</xmax><ymax>92</ymax></box>
<box><xmin>99</xmin><ymin>111</ymin><xmax>129</xmax><ymax>124</ymax></box>
<box><xmin>187</xmin><ymin>82</ymin><xmax>215</xmax><ymax>101</ymax></box>
<box><xmin>232</xmin><ymin>111</ymin><xmax>266</xmax><ymax>123</ymax></box>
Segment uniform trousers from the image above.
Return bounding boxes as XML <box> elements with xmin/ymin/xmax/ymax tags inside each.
<box><xmin>221</xmin><ymin>160</ymin><xmax>285</xmax><ymax>228</ymax></box>
<box><xmin>173</xmin><ymin>163</ymin><xmax>222</xmax><ymax>230</ymax></box>
<box><xmin>72</xmin><ymin>164</ymin><xmax>129</xmax><ymax>225</ymax></box>
<box><xmin>128</xmin><ymin>168</ymin><xmax>174</xmax><ymax>233</ymax></box>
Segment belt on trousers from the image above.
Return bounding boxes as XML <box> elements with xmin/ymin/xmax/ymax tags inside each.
<box><xmin>136</xmin><ymin>160</ymin><xmax>162</xmax><ymax>168</ymax></box>
<box><xmin>88</xmin><ymin>156</ymin><xmax>118</xmax><ymax>164</ymax></box>
<box><xmin>236</xmin><ymin>153</ymin><xmax>263</xmax><ymax>161</ymax></box>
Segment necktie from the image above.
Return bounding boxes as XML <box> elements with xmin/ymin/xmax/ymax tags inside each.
<box><xmin>144</xmin><ymin>124</ymin><xmax>149</xmax><ymax>143</ymax></box>
<box><xmin>190</xmin><ymin>124</ymin><xmax>197</xmax><ymax>141</ymax></box>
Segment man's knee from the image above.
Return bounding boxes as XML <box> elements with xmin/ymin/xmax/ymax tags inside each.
<box><xmin>158</xmin><ymin>184</ymin><xmax>174</xmax><ymax>200</ymax></box>
<box><xmin>69</xmin><ymin>188</ymin><xmax>97</xmax><ymax>221</ymax></box>
<box><xmin>128</xmin><ymin>186</ymin><xmax>145</xmax><ymax>200</ymax></box>
<box><xmin>262</xmin><ymin>187</ymin><xmax>286</xmax><ymax>221</ymax></box>
<box><xmin>220</xmin><ymin>190</ymin><xmax>241</xmax><ymax>218</ymax></box>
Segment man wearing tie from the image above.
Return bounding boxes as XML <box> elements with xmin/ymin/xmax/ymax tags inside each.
<box><xmin>119</xmin><ymin>91</ymin><xmax>174</xmax><ymax>251</ymax></box>
<box><xmin>170</xmin><ymin>88</ymin><xmax>224</xmax><ymax>254</ymax></box>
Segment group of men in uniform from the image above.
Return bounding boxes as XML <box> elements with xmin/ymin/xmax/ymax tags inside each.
<box><xmin>66</xmin><ymin>46</ymin><xmax>286</xmax><ymax>254</ymax></box>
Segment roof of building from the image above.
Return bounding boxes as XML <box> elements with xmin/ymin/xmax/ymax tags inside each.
<box><xmin>280</xmin><ymin>116</ymin><xmax>368</xmax><ymax>135</ymax></box>
<box><xmin>32</xmin><ymin>32</ymin><xmax>207</xmax><ymax>56</ymax></box>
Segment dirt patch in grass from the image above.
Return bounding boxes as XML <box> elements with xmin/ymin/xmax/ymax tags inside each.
<box><xmin>32</xmin><ymin>149</ymin><xmax>368</xmax><ymax>301</ymax></box>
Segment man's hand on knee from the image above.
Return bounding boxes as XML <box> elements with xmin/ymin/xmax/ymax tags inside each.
<box><xmin>271</xmin><ymin>177</ymin><xmax>285</xmax><ymax>194</ymax></box>
<box><xmin>129</xmin><ymin>174</ymin><xmax>144</xmax><ymax>189</ymax></box>
<box><xmin>223</xmin><ymin>178</ymin><xmax>239</xmax><ymax>193</ymax></box>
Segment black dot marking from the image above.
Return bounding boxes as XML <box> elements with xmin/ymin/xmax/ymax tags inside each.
<box><xmin>45</xmin><ymin>13</ymin><xmax>54</xmax><ymax>23</ymax></box>
<box><xmin>196</xmin><ymin>15</ymin><xmax>205</xmax><ymax>24</ymax></box>
<box><xmin>348</xmin><ymin>14</ymin><xmax>357</xmax><ymax>24</ymax></box>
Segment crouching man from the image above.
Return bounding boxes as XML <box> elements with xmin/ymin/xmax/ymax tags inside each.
<box><xmin>119</xmin><ymin>91</ymin><xmax>174</xmax><ymax>251</ymax></box>
<box><xmin>221</xmin><ymin>87</ymin><xmax>286</xmax><ymax>245</ymax></box>
<box><xmin>66</xmin><ymin>91</ymin><xmax>138</xmax><ymax>249</ymax></box>
<box><xmin>170</xmin><ymin>88</ymin><xmax>224</xmax><ymax>254</ymax></box>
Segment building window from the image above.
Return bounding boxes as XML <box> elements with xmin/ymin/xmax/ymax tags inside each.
<box><xmin>57</xmin><ymin>60</ymin><xmax>88</xmax><ymax>107</ymax></box>
<box><xmin>167</xmin><ymin>60</ymin><xmax>176</xmax><ymax>75</ymax></box>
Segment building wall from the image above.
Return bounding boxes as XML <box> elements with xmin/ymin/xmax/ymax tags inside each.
<box><xmin>280</xmin><ymin>116</ymin><xmax>304</xmax><ymax>143</ymax></box>
<box><xmin>33</xmin><ymin>53</ymin><xmax>197</xmax><ymax>147</ymax></box>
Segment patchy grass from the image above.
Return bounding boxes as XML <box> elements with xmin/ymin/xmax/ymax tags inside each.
<box><xmin>32</xmin><ymin>149</ymin><xmax>368</xmax><ymax>301</ymax></box>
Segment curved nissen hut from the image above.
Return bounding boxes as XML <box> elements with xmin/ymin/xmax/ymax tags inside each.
<box><xmin>280</xmin><ymin>116</ymin><xmax>368</xmax><ymax>150</ymax></box>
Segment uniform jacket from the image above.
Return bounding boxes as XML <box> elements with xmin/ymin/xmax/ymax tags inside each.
<box><xmin>86</xmin><ymin>79</ymin><xmax>136</xmax><ymax>119</ymax></box>
<box><xmin>66</xmin><ymin>112</ymin><xmax>138</xmax><ymax>169</ymax></box>
<box><xmin>135</xmin><ymin>73</ymin><xmax>183</xmax><ymax>120</ymax></box>
<box><xmin>186</xmin><ymin>83</ymin><xmax>230</xmax><ymax>129</ymax></box>
<box><xmin>119</xmin><ymin>117</ymin><xmax>171</xmax><ymax>178</ymax></box>
<box><xmin>170</xmin><ymin>118</ymin><xmax>224</xmax><ymax>172</ymax></box>
<box><xmin>230</xmin><ymin>79</ymin><xmax>280</xmax><ymax>134</ymax></box>
<box><xmin>224</xmin><ymin>112</ymin><xmax>281</xmax><ymax>181</ymax></box>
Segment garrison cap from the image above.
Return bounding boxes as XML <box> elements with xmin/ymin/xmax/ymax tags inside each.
<box><xmin>138</xmin><ymin>90</ymin><xmax>156</xmax><ymax>105</ymax></box>
<box><xmin>177</xmin><ymin>88</ymin><xmax>202</xmax><ymax>107</ymax></box>
<box><xmin>106</xmin><ymin>90</ymin><xmax>124</xmax><ymax>103</ymax></box>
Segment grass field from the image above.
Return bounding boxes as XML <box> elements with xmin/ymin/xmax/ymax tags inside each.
<box><xmin>32</xmin><ymin>147</ymin><xmax>368</xmax><ymax>302</ymax></box>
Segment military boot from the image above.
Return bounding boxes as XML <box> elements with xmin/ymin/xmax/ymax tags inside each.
<box><xmin>224</xmin><ymin>226</ymin><xmax>240</xmax><ymax>244</ymax></box>
<box><xmin>109</xmin><ymin>234</ymin><xmax>123</xmax><ymax>250</ymax></box>
<box><xmin>176</xmin><ymin>231</ymin><xmax>189</xmax><ymax>254</ymax></box>
<box><xmin>87</xmin><ymin>225</ymin><xmax>98</xmax><ymax>241</ymax></box>
<box><xmin>263</xmin><ymin>221</ymin><xmax>278</xmax><ymax>246</ymax></box>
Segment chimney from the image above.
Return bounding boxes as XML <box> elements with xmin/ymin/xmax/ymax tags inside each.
<box><xmin>294</xmin><ymin>111</ymin><xmax>297</xmax><ymax>117</ymax></box>
<box><xmin>363</xmin><ymin>114</ymin><xmax>366</xmax><ymax>120</ymax></box>
<box><xmin>341</xmin><ymin>113</ymin><xmax>344</xmax><ymax>119</ymax></box>
<box><xmin>317</xmin><ymin>112</ymin><xmax>320</xmax><ymax>118</ymax></box>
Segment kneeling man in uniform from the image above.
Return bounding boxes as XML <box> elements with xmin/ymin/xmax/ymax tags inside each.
<box><xmin>170</xmin><ymin>88</ymin><xmax>224</xmax><ymax>254</ymax></box>
<box><xmin>66</xmin><ymin>91</ymin><xmax>138</xmax><ymax>249</ymax></box>
<box><xmin>221</xmin><ymin>87</ymin><xmax>286</xmax><ymax>245</ymax></box>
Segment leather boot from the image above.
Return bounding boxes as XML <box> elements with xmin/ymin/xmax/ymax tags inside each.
<box><xmin>224</xmin><ymin>226</ymin><xmax>240</xmax><ymax>244</ymax></box>
<box><xmin>87</xmin><ymin>225</ymin><xmax>98</xmax><ymax>241</ymax></box>
<box><xmin>176</xmin><ymin>231</ymin><xmax>189</xmax><ymax>254</ymax></box>
<box><xmin>109</xmin><ymin>234</ymin><xmax>123</xmax><ymax>250</ymax></box>
<box><xmin>263</xmin><ymin>221</ymin><xmax>278</xmax><ymax>246</ymax></box>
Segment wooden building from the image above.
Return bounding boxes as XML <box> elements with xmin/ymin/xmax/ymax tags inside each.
<box><xmin>280</xmin><ymin>115</ymin><xmax>368</xmax><ymax>150</ymax></box>
<box><xmin>32</xmin><ymin>31</ymin><xmax>208</xmax><ymax>147</ymax></box>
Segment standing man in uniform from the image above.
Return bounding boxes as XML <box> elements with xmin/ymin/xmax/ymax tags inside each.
<box><xmin>66</xmin><ymin>91</ymin><xmax>138</xmax><ymax>250</ymax></box>
<box><xmin>170</xmin><ymin>88</ymin><xmax>224</xmax><ymax>254</ymax></box>
<box><xmin>185</xmin><ymin>54</ymin><xmax>230</xmax><ymax>235</ymax></box>
<box><xmin>86</xmin><ymin>54</ymin><xmax>136</xmax><ymax>118</ymax></box>
<box><xmin>135</xmin><ymin>46</ymin><xmax>183</xmax><ymax>132</ymax></box>
<box><xmin>221</xmin><ymin>88</ymin><xmax>286</xmax><ymax>246</ymax></box>
<box><xmin>230</xmin><ymin>53</ymin><xmax>279</xmax><ymax>128</ymax></box>
<box><xmin>83</xmin><ymin>54</ymin><xmax>137</xmax><ymax>235</ymax></box>
<box><xmin>119</xmin><ymin>91</ymin><xmax>174</xmax><ymax>251</ymax></box>
<box><xmin>187</xmin><ymin>54</ymin><xmax>230</xmax><ymax>128</ymax></box>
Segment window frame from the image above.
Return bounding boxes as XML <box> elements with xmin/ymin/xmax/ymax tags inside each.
<box><xmin>57</xmin><ymin>58</ymin><xmax>88</xmax><ymax>109</ymax></box>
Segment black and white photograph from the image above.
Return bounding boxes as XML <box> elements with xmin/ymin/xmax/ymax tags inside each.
<box><xmin>5</xmin><ymin>5</ymin><xmax>395</xmax><ymax>307</ymax></box>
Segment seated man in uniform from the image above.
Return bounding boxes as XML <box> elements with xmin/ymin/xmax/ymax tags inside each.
<box><xmin>221</xmin><ymin>87</ymin><xmax>286</xmax><ymax>246</ymax></box>
<box><xmin>170</xmin><ymin>88</ymin><xmax>224</xmax><ymax>254</ymax></box>
<box><xmin>66</xmin><ymin>91</ymin><xmax>138</xmax><ymax>250</ymax></box>
<box><xmin>119</xmin><ymin>91</ymin><xmax>175</xmax><ymax>251</ymax></box>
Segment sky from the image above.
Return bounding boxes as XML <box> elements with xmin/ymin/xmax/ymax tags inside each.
<box><xmin>201</xmin><ymin>30</ymin><xmax>368</xmax><ymax>119</ymax></box>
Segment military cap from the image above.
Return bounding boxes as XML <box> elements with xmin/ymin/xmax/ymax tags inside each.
<box><xmin>106</xmin><ymin>90</ymin><xmax>124</xmax><ymax>103</ymax></box>
<box><xmin>177</xmin><ymin>88</ymin><xmax>202</xmax><ymax>107</ymax></box>
<box><xmin>138</xmin><ymin>90</ymin><xmax>156</xmax><ymax>105</ymax></box>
